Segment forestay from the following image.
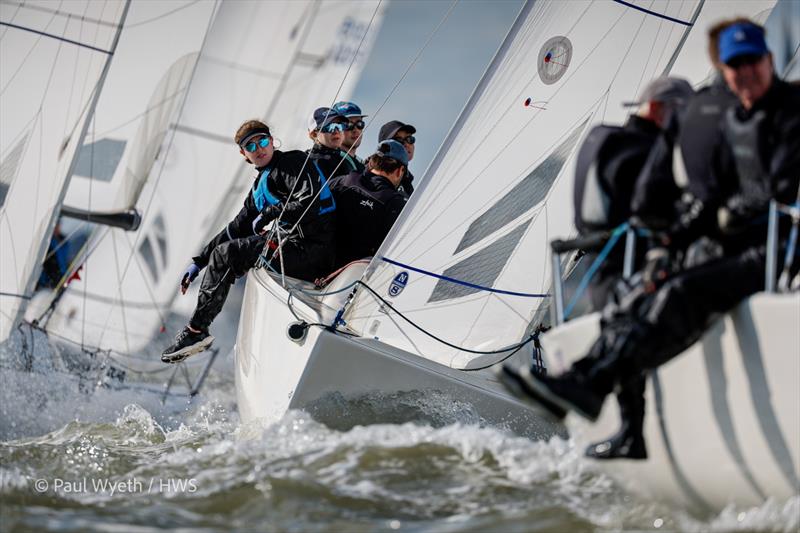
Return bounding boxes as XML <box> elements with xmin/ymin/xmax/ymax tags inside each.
<box><xmin>0</xmin><ymin>0</ymin><xmax>128</xmax><ymax>341</ymax></box>
<box><xmin>42</xmin><ymin>0</ymin><xmax>382</xmax><ymax>354</ymax></box>
<box><xmin>343</xmin><ymin>0</ymin><xmax>726</xmax><ymax>369</ymax></box>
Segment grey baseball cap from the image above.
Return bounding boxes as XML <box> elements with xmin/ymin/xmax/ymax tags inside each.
<box><xmin>623</xmin><ymin>76</ymin><xmax>694</xmax><ymax>107</ymax></box>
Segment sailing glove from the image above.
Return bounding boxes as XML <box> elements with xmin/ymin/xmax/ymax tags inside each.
<box><xmin>252</xmin><ymin>205</ymin><xmax>282</xmax><ymax>236</ymax></box>
<box><xmin>180</xmin><ymin>263</ymin><xmax>201</xmax><ymax>294</ymax></box>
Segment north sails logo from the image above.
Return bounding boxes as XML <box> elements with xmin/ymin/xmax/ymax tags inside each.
<box><xmin>360</xmin><ymin>199</ymin><xmax>374</xmax><ymax>209</ymax></box>
<box><xmin>388</xmin><ymin>271</ymin><xmax>408</xmax><ymax>297</ymax></box>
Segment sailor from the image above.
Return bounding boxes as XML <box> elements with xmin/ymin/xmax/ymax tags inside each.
<box><xmin>161</xmin><ymin>120</ymin><xmax>337</xmax><ymax>362</ymax></box>
<box><xmin>327</xmin><ymin>140</ymin><xmax>409</xmax><ymax>267</ymax></box>
<box><xmin>501</xmin><ymin>21</ymin><xmax>800</xmax><ymax>441</ymax></box>
<box><xmin>333</xmin><ymin>101</ymin><xmax>368</xmax><ymax>173</ymax></box>
<box><xmin>571</xmin><ymin>76</ymin><xmax>693</xmax><ymax>460</ymax></box>
<box><xmin>378</xmin><ymin>120</ymin><xmax>417</xmax><ymax>196</ymax></box>
<box><xmin>307</xmin><ymin>107</ymin><xmax>360</xmax><ymax>179</ymax></box>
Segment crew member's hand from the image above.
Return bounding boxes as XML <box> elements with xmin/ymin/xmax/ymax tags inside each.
<box><xmin>180</xmin><ymin>263</ymin><xmax>201</xmax><ymax>294</ymax></box>
<box><xmin>641</xmin><ymin>247</ymin><xmax>670</xmax><ymax>293</ymax></box>
<box><xmin>252</xmin><ymin>213</ymin><xmax>267</xmax><ymax>235</ymax></box>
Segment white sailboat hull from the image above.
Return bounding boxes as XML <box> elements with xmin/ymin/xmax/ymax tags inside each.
<box><xmin>540</xmin><ymin>293</ymin><xmax>800</xmax><ymax>510</ymax></box>
<box><xmin>234</xmin><ymin>268</ymin><xmax>563</xmax><ymax>439</ymax></box>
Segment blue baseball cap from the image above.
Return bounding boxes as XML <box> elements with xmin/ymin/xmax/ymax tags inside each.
<box><xmin>719</xmin><ymin>22</ymin><xmax>769</xmax><ymax>65</ymax></box>
<box><xmin>375</xmin><ymin>139</ymin><xmax>408</xmax><ymax>166</ymax></box>
<box><xmin>308</xmin><ymin>107</ymin><xmax>346</xmax><ymax>131</ymax></box>
<box><xmin>333</xmin><ymin>101</ymin><xmax>367</xmax><ymax>118</ymax></box>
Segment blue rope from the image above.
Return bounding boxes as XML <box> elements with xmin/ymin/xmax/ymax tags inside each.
<box><xmin>563</xmin><ymin>222</ymin><xmax>630</xmax><ymax>320</ymax></box>
<box><xmin>380</xmin><ymin>257</ymin><xmax>549</xmax><ymax>298</ymax></box>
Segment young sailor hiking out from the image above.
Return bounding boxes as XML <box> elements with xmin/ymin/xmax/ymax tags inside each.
<box><xmin>161</xmin><ymin>119</ymin><xmax>337</xmax><ymax>362</ymax></box>
<box><xmin>501</xmin><ymin>20</ymin><xmax>800</xmax><ymax>440</ymax></box>
<box><xmin>333</xmin><ymin>100</ymin><xmax>368</xmax><ymax>173</ymax></box>
<box><xmin>378</xmin><ymin>120</ymin><xmax>417</xmax><ymax>196</ymax></box>
<box><xmin>328</xmin><ymin>140</ymin><xmax>409</xmax><ymax>268</ymax></box>
<box><xmin>307</xmin><ymin>107</ymin><xmax>360</xmax><ymax>179</ymax></box>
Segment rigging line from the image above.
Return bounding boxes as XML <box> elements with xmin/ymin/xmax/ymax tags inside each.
<box><xmin>380</xmin><ymin>257</ymin><xmax>549</xmax><ymax>298</ymax></box>
<box><xmin>270</xmin><ymin>0</ymin><xmax>386</xmax><ymax>239</ymax></box>
<box><xmin>0</xmin><ymin>0</ymin><xmax>121</xmax><ymax>29</ymax></box>
<box><xmin>661</xmin><ymin>0</ymin><xmax>704</xmax><ymax>76</ymax></box>
<box><xmin>0</xmin><ymin>292</ymin><xmax>31</xmax><ymax>300</ymax></box>
<box><xmin>0</xmin><ymin>2</ymin><xmax>61</xmax><ymax>96</ymax></box>
<box><xmin>43</xmin><ymin>221</ymin><xmax>87</xmax><ymax>263</ymax></box>
<box><xmin>0</xmin><ymin>21</ymin><xmax>113</xmax><ymax>54</ymax></box>
<box><xmin>60</xmin><ymin>0</ymin><xmax>91</xmax><ymax>161</ymax></box>
<box><xmin>611</xmin><ymin>0</ymin><xmax>693</xmax><ymax>26</ymax></box>
<box><xmin>354</xmin><ymin>281</ymin><xmax>537</xmax><ymax>356</ymax></box>
<box><xmin>603</xmin><ymin>0</ymin><xmax>651</xmax><ymax>108</ymax></box>
<box><xmin>632</xmin><ymin>1</ymin><xmax>665</xmax><ymax>102</ymax></box>
<box><xmin>273</xmin><ymin>0</ymin><xmax>457</xmax><ymax>256</ymax></box>
<box><xmin>112</xmin><ymin>0</ymin><xmax>220</xmax><ymax>285</ymax></box>
<box><xmin>108</xmin><ymin>229</ymin><xmax>132</xmax><ymax>355</ymax></box>
<box><xmin>0</xmin><ymin>0</ymin><xmax>23</xmax><ymax>40</ymax></box>
<box><xmin>124</xmin><ymin>0</ymin><xmax>202</xmax><ymax>28</ymax></box>
<box><xmin>124</xmin><ymin>231</ymin><xmax>169</xmax><ymax>328</ymax></box>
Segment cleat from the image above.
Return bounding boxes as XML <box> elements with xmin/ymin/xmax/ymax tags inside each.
<box><xmin>161</xmin><ymin>327</ymin><xmax>214</xmax><ymax>364</ymax></box>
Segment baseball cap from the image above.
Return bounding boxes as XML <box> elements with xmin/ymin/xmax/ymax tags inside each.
<box><xmin>622</xmin><ymin>76</ymin><xmax>694</xmax><ymax>107</ymax></box>
<box><xmin>378</xmin><ymin>120</ymin><xmax>416</xmax><ymax>142</ymax></box>
<box><xmin>718</xmin><ymin>22</ymin><xmax>769</xmax><ymax>65</ymax></box>
<box><xmin>308</xmin><ymin>107</ymin><xmax>346</xmax><ymax>131</ymax></box>
<box><xmin>374</xmin><ymin>139</ymin><xmax>409</xmax><ymax>166</ymax></box>
<box><xmin>333</xmin><ymin>101</ymin><xmax>367</xmax><ymax>118</ymax></box>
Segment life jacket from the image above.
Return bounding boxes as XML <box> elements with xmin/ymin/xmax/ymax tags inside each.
<box><xmin>723</xmin><ymin>108</ymin><xmax>772</xmax><ymax>207</ymax></box>
<box><xmin>251</xmin><ymin>166</ymin><xmax>278</xmax><ymax>212</ymax></box>
<box><xmin>311</xmin><ymin>160</ymin><xmax>337</xmax><ymax>215</ymax></box>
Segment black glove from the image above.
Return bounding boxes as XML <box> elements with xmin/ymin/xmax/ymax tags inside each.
<box><xmin>252</xmin><ymin>205</ymin><xmax>282</xmax><ymax>235</ymax></box>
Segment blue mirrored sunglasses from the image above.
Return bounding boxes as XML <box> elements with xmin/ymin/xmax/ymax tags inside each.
<box><xmin>321</xmin><ymin>122</ymin><xmax>346</xmax><ymax>134</ymax></box>
<box><xmin>243</xmin><ymin>136</ymin><xmax>270</xmax><ymax>153</ymax></box>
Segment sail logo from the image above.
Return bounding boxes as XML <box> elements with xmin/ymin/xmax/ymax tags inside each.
<box><xmin>388</xmin><ymin>271</ymin><xmax>409</xmax><ymax>297</ymax></box>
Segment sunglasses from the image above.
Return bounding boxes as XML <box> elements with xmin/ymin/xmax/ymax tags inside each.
<box><xmin>242</xmin><ymin>136</ymin><xmax>271</xmax><ymax>153</ymax></box>
<box><xmin>344</xmin><ymin>120</ymin><xmax>365</xmax><ymax>131</ymax></box>
<box><xmin>320</xmin><ymin>122</ymin><xmax>346</xmax><ymax>134</ymax></box>
<box><xmin>394</xmin><ymin>135</ymin><xmax>415</xmax><ymax>145</ymax></box>
<box><xmin>726</xmin><ymin>54</ymin><xmax>764</xmax><ymax>69</ymax></box>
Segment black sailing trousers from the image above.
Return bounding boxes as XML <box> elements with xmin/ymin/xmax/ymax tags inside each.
<box><xmin>577</xmin><ymin>245</ymin><xmax>767</xmax><ymax>396</ymax></box>
<box><xmin>189</xmin><ymin>235</ymin><xmax>327</xmax><ymax>331</ymax></box>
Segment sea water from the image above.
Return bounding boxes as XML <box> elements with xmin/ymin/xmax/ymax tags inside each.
<box><xmin>1</xmin><ymin>336</ymin><xmax>798</xmax><ymax>532</ymax></box>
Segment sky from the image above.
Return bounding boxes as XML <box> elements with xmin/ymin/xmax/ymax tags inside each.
<box><xmin>349</xmin><ymin>0</ymin><xmax>523</xmax><ymax>180</ymax></box>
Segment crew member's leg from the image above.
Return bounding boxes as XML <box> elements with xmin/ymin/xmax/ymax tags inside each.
<box><xmin>162</xmin><ymin>235</ymin><xmax>266</xmax><ymax>362</ymax></box>
<box><xmin>504</xmin><ymin>246</ymin><xmax>766</xmax><ymax>420</ymax></box>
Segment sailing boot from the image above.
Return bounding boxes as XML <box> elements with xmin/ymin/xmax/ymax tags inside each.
<box><xmin>585</xmin><ymin>376</ymin><xmax>647</xmax><ymax>460</ymax></box>
<box><xmin>161</xmin><ymin>326</ymin><xmax>214</xmax><ymax>363</ymax></box>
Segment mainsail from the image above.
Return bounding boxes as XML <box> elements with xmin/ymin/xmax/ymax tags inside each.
<box><xmin>41</xmin><ymin>0</ymin><xmax>383</xmax><ymax>354</ymax></box>
<box><xmin>343</xmin><ymin>0</ymin><xmax>776</xmax><ymax>369</ymax></box>
<box><xmin>0</xmin><ymin>0</ymin><xmax>129</xmax><ymax>341</ymax></box>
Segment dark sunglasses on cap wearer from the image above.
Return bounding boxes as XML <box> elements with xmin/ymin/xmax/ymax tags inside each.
<box><xmin>320</xmin><ymin>122</ymin><xmax>346</xmax><ymax>134</ymax></box>
<box><xmin>726</xmin><ymin>53</ymin><xmax>765</xmax><ymax>69</ymax></box>
<box><xmin>242</xmin><ymin>136</ymin><xmax>270</xmax><ymax>153</ymax></box>
<box><xmin>344</xmin><ymin>120</ymin><xmax>365</xmax><ymax>131</ymax></box>
<box><xmin>394</xmin><ymin>134</ymin><xmax>415</xmax><ymax>145</ymax></box>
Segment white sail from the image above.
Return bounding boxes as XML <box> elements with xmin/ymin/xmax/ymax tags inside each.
<box><xmin>42</xmin><ymin>0</ymin><xmax>383</xmax><ymax>354</ymax></box>
<box><xmin>0</xmin><ymin>0</ymin><xmax>128</xmax><ymax>341</ymax></box>
<box><xmin>62</xmin><ymin>0</ymin><xmax>217</xmax><ymax>213</ymax></box>
<box><xmin>343</xmin><ymin>0</ymin><xmax>775</xmax><ymax>369</ymax></box>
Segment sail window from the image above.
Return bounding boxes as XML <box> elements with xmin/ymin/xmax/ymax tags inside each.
<box><xmin>0</xmin><ymin>134</ymin><xmax>29</xmax><ymax>209</ymax></box>
<box><xmin>73</xmin><ymin>138</ymin><xmax>127</xmax><ymax>182</ymax></box>
<box><xmin>138</xmin><ymin>236</ymin><xmax>159</xmax><ymax>282</ymax></box>
<box><xmin>428</xmin><ymin>220</ymin><xmax>531</xmax><ymax>303</ymax></box>
<box><xmin>454</xmin><ymin>119</ymin><xmax>589</xmax><ymax>254</ymax></box>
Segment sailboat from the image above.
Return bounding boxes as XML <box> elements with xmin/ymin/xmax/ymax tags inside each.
<box><xmin>233</xmin><ymin>0</ymin><xmax>798</xmax><ymax>510</ymax></box>
<box><xmin>3</xmin><ymin>0</ymin><xmax>384</xmax><ymax>400</ymax></box>
<box><xmin>0</xmin><ymin>0</ymin><xmax>129</xmax><ymax>342</ymax></box>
